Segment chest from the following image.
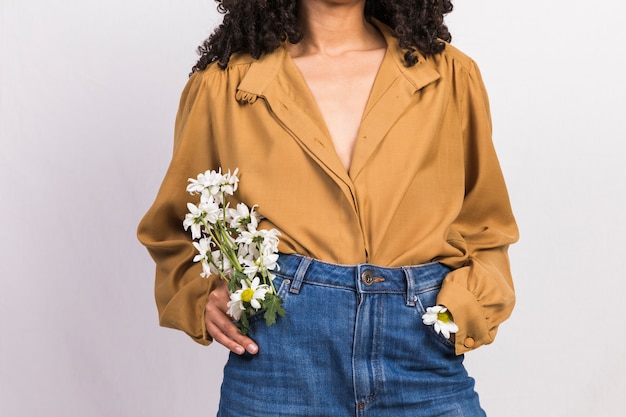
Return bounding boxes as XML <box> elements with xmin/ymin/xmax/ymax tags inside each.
<box><xmin>291</xmin><ymin>49</ymin><xmax>385</xmax><ymax>171</ymax></box>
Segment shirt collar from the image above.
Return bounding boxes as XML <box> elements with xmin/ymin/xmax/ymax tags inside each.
<box><xmin>370</xmin><ymin>18</ymin><xmax>441</xmax><ymax>92</ymax></box>
<box><xmin>236</xmin><ymin>18</ymin><xmax>440</xmax><ymax>101</ymax></box>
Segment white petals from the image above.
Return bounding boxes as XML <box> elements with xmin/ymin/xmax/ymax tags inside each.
<box><xmin>227</xmin><ymin>298</ymin><xmax>245</xmax><ymax>320</ymax></box>
<box><xmin>192</xmin><ymin>238</ymin><xmax>213</xmax><ymax>278</ymax></box>
<box><xmin>228</xmin><ymin>203</ymin><xmax>261</xmax><ymax>232</ymax></box>
<box><xmin>187</xmin><ymin>168</ymin><xmax>239</xmax><ymax>205</ymax></box>
<box><xmin>422</xmin><ymin>306</ymin><xmax>459</xmax><ymax>340</ymax></box>
<box><xmin>227</xmin><ymin>277</ymin><xmax>270</xmax><ymax>319</ymax></box>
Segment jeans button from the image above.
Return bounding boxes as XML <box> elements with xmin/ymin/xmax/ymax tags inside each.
<box><xmin>361</xmin><ymin>270</ymin><xmax>374</xmax><ymax>285</ymax></box>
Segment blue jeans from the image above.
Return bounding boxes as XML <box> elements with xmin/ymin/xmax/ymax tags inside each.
<box><xmin>217</xmin><ymin>254</ymin><xmax>486</xmax><ymax>417</ymax></box>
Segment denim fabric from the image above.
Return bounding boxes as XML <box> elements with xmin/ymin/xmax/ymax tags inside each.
<box><xmin>217</xmin><ymin>254</ymin><xmax>486</xmax><ymax>417</ymax></box>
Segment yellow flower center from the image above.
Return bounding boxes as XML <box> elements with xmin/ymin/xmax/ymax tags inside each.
<box><xmin>241</xmin><ymin>288</ymin><xmax>255</xmax><ymax>303</ymax></box>
<box><xmin>437</xmin><ymin>310</ymin><xmax>452</xmax><ymax>323</ymax></box>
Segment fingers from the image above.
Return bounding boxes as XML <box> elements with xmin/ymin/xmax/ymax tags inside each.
<box><xmin>205</xmin><ymin>284</ymin><xmax>258</xmax><ymax>355</ymax></box>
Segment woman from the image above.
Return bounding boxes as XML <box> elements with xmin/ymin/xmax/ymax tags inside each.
<box><xmin>138</xmin><ymin>0</ymin><xmax>518</xmax><ymax>416</ymax></box>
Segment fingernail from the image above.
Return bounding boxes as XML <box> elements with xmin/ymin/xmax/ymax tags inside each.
<box><xmin>235</xmin><ymin>346</ymin><xmax>245</xmax><ymax>355</ymax></box>
<box><xmin>247</xmin><ymin>344</ymin><xmax>258</xmax><ymax>354</ymax></box>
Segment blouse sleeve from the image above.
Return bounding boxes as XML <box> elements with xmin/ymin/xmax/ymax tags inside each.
<box><xmin>137</xmin><ymin>72</ymin><xmax>221</xmax><ymax>345</ymax></box>
<box><xmin>437</xmin><ymin>60</ymin><xmax>520</xmax><ymax>354</ymax></box>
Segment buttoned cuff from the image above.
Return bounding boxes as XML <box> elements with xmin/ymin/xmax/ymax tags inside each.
<box><xmin>437</xmin><ymin>277</ymin><xmax>494</xmax><ymax>355</ymax></box>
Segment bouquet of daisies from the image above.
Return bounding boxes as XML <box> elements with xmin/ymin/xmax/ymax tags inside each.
<box><xmin>183</xmin><ymin>168</ymin><xmax>285</xmax><ymax>334</ymax></box>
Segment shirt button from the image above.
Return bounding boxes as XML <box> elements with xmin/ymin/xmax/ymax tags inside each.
<box><xmin>464</xmin><ymin>337</ymin><xmax>475</xmax><ymax>348</ymax></box>
<box><xmin>361</xmin><ymin>270</ymin><xmax>374</xmax><ymax>285</ymax></box>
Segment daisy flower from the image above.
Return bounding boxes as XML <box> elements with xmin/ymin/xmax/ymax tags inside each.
<box><xmin>227</xmin><ymin>277</ymin><xmax>270</xmax><ymax>320</ymax></box>
<box><xmin>228</xmin><ymin>203</ymin><xmax>260</xmax><ymax>232</ymax></box>
<box><xmin>422</xmin><ymin>305</ymin><xmax>459</xmax><ymax>340</ymax></box>
<box><xmin>186</xmin><ymin>169</ymin><xmax>225</xmax><ymax>196</ymax></box>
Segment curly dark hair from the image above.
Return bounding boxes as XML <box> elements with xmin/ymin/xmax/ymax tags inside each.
<box><xmin>191</xmin><ymin>0</ymin><xmax>453</xmax><ymax>73</ymax></box>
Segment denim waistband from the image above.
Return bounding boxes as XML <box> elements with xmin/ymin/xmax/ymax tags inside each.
<box><xmin>274</xmin><ymin>253</ymin><xmax>451</xmax><ymax>296</ymax></box>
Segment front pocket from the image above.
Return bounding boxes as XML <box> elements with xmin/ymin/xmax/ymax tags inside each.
<box><xmin>414</xmin><ymin>286</ymin><xmax>456</xmax><ymax>349</ymax></box>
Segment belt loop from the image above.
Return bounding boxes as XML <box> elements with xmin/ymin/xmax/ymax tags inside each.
<box><xmin>403</xmin><ymin>266</ymin><xmax>416</xmax><ymax>306</ymax></box>
<box><xmin>290</xmin><ymin>256</ymin><xmax>312</xmax><ymax>295</ymax></box>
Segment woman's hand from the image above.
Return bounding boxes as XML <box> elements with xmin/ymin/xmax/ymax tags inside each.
<box><xmin>205</xmin><ymin>280</ymin><xmax>259</xmax><ymax>355</ymax></box>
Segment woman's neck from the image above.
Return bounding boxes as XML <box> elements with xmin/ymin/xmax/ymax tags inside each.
<box><xmin>290</xmin><ymin>0</ymin><xmax>384</xmax><ymax>57</ymax></box>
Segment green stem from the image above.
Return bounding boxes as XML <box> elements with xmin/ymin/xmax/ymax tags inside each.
<box><xmin>202</xmin><ymin>221</ymin><xmax>234</xmax><ymax>279</ymax></box>
<box><xmin>256</xmin><ymin>241</ymin><xmax>278</xmax><ymax>295</ymax></box>
<box><xmin>201</xmin><ymin>216</ymin><xmax>246</xmax><ymax>283</ymax></box>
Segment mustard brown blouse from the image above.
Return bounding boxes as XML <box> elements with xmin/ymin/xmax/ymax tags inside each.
<box><xmin>137</xmin><ymin>21</ymin><xmax>519</xmax><ymax>354</ymax></box>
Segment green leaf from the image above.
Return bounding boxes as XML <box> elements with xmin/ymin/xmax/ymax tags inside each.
<box><xmin>227</xmin><ymin>277</ymin><xmax>239</xmax><ymax>293</ymax></box>
<box><xmin>263</xmin><ymin>294</ymin><xmax>286</xmax><ymax>327</ymax></box>
<box><xmin>233</xmin><ymin>269</ymin><xmax>248</xmax><ymax>282</ymax></box>
<box><xmin>236</xmin><ymin>313</ymin><xmax>251</xmax><ymax>335</ymax></box>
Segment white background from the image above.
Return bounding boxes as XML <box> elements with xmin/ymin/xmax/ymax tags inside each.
<box><xmin>1</xmin><ymin>1</ymin><xmax>624</xmax><ymax>416</ymax></box>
